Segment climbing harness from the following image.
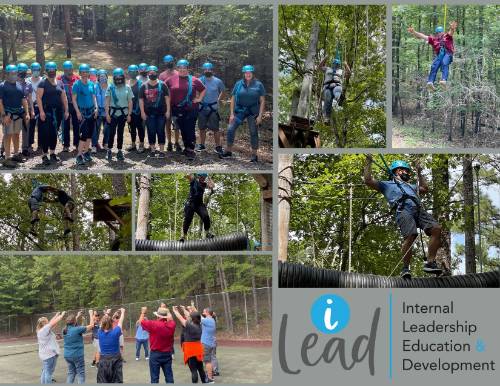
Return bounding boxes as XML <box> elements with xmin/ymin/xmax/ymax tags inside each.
<box><xmin>108</xmin><ymin>84</ymin><xmax>129</xmax><ymax>118</ymax></box>
<box><xmin>233</xmin><ymin>79</ymin><xmax>259</xmax><ymax>121</ymax></box>
<box><xmin>131</xmin><ymin>79</ymin><xmax>142</xmax><ymax>115</ymax></box>
<box><xmin>176</xmin><ymin>75</ymin><xmax>193</xmax><ymax>109</ymax></box>
<box><xmin>4</xmin><ymin>106</ymin><xmax>26</xmax><ymax>121</ymax></box>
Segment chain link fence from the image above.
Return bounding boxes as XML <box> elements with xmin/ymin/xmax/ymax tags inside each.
<box><xmin>0</xmin><ymin>287</ymin><xmax>272</xmax><ymax>340</ymax></box>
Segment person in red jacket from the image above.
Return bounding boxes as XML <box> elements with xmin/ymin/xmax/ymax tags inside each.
<box><xmin>407</xmin><ymin>21</ymin><xmax>458</xmax><ymax>90</ymax></box>
<box><xmin>139</xmin><ymin>305</ymin><xmax>176</xmax><ymax>383</ymax></box>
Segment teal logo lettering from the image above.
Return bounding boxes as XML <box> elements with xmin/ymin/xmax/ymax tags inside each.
<box><xmin>310</xmin><ymin>294</ymin><xmax>350</xmax><ymax>334</ymax></box>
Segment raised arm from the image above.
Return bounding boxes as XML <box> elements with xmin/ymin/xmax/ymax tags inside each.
<box><xmin>407</xmin><ymin>26</ymin><xmax>428</xmax><ymax>41</ymax></box>
<box><xmin>138</xmin><ymin>306</ymin><xmax>147</xmax><ymax>324</ymax></box>
<box><xmin>117</xmin><ymin>308</ymin><xmax>125</xmax><ymax>329</ymax></box>
<box><xmin>448</xmin><ymin>21</ymin><xmax>458</xmax><ymax>36</ymax></box>
<box><xmin>364</xmin><ymin>155</ymin><xmax>380</xmax><ymax>192</ymax></box>
<box><xmin>48</xmin><ymin>311</ymin><xmax>66</xmax><ymax>329</ymax></box>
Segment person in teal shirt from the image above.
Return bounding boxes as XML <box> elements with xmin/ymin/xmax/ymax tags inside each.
<box><xmin>105</xmin><ymin>68</ymin><xmax>133</xmax><ymax>162</ymax></box>
<box><xmin>71</xmin><ymin>63</ymin><xmax>97</xmax><ymax>166</ymax></box>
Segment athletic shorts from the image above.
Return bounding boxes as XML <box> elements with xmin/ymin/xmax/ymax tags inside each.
<box><xmin>28</xmin><ymin>197</ymin><xmax>41</xmax><ymax>212</ymax></box>
<box><xmin>3</xmin><ymin>118</ymin><xmax>24</xmax><ymax>135</ymax></box>
<box><xmin>197</xmin><ymin>110</ymin><xmax>220</xmax><ymax>131</ymax></box>
<box><xmin>202</xmin><ymin>344</ymin><xmax>215</xmax><ymax>363</ymax></box>
<box><xmin>93</xmin><ymin>338</ymin><xmax>100</xmax><ymax>352</ymax></box>
<box><xmin>396</xmin><ymin>209</ymin><xmax>439</xmax><ymax>238</ymax></box>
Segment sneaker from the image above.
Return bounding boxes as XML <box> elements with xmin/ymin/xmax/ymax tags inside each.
<box><xmin>2</xmin><ymin>159</ymin><xmax>17</xmax><ymax>168</ymax></box>
<box><xmin>11</xmin><ymin>153</ymin><xmax>24</xmax><ymax>162</ymax></box>
<box><xmin>175</xmin><ymin>143</ymin><xmax>182</xmax><ymax>153</ymax></box>
<box><xmin>126</xmin><ymin>144</ymin><xmax>137</xmax><ymax>152</ymax></box>
<box><xmin>423</xmin><ymin>261</ymin><xmax>442</xmax><ymax>274</ymax></box>
<box><xmin>42</xmin><ymin>155</ymin><xmax>51</xmax><ymax>166</ymax></box>
<box><xmin>76</xmin><ymin>155</ymin><xmax>85</xmax><ymax>166</ymax></box>
<box><xmin>106</xmin><ymin>149</ymin><xmax>113</xmax><ymax>161</ymax></box>
<box><xmin>167</xmin><ymin>142</ymin><xmax>173</xmax><ymax>152</ymax></box>
<box><xmin>439</xmin><ymin>80</ymin><xmax>447</xmax><ymax>87</ymax></box>
<box><xmin>117</xmin><ymin>150</ymin><xmax>125</xmax><ymax>161</ymax></box>
<box><xmin>62</xmin><ymin>146</ymin><xmax>70</xmax><ymax>152</ymax></box>
<box><xmin>221</xmin><ymin>151</ymin><xmax>232</xmax><ymax>158</ymax></box>
<box><xmin>83</xmin><ymin>151</ymin><xmax>92</xmax><ymax>163</ymax></box>
<box><xmin>195</xmin><ymin>143</ymin><xmax>206</xmax><ymax>152</ymax></box>
<box><xmin>91</xmin><ymin>146</ymin><xmax>97</xmax><ymax>154</ymax></box>
<box><xmin>137</xmin><ymin>143</ymin><xmax>145</xmax><ymax>153</ymax></box>
<box><xmin>179</xmin><ymin>237</ymin><xmax>185</xmax><ymax>243</ymax></box>
<box><xmin>184</xmin><ymin>149</ymin><xmax>195</xmax><ymax>160</ymax></box>
<box><xmin>206</xmin><ymin>378</ymin><xmax>215</xmax><ymax>384</ymax></box>
<box><xmin>135</xmin><ymin>358</ymin><xmax>139</xmax><ymax>361</ymax></box>
<box><xmin>50</xmin><ymin>154</ymin><xmax>60</xmax><ymax>163</ymax></box>
<box><xmin>400</xmin><ymin>267</ymin><xmax>411</xmax><ymax>279</ymax></box>
<box><xmin>22</xmin><ymin>149</ymin><xmax>29</xmax><ymax>157</ymax></box>
<box><xmin>214</xmin><ymin>146</ymin><xmax>223</xmax><ymax>156</ymax></box>
<box><xmin>158</xmin><ymin>151</ymin><xmax>166</xmax><ymax>159</ymax></box>
<box><xmin>250</xmin><ymin>154</ymin><xmax>258</xmax><ymax>163</ymax></box>
<box><xmin>0</xmin><ymin>152</ymin><xmax>4</xmax><ymax>160</ymax></box>
<box><xmin>213</xmin><ymin>370</ymin><xmax>220</xmax><ymax>377</ymax></box>
<box><xmin>145</xmin><ymin>357</ymin><xmax>149</xmax><ymax>360</ymax></box>
<box><xmin>91</xmin><ymin>361</ymin><xmax>96</xmax><ymax>368</ymax></box>
<box><xmin>426</xmin><ymin>82</ymin><xmax>435</xmax><ymax>91</ymax></box>
<box><xmin>206</xmin><ymin>232</ymin><xmax>215</xmax><ymax>239</ymax></box>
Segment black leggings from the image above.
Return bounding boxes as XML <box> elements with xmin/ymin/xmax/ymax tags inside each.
<box><xmin>129</xmin><ymin>113</ymin><xmax>145</xmax><ymax>143</ymax></box>
<box><xmin>187</xmin><ymin>357</ymin><xmax>206</xmax><ymax>383</ymax></box>
<box><xmin>97</xmin><ymin>354</ymin><xmax>123</xmax><ymax>383</ymax></box>
<box><xmin>183</xmin><ymin>202</ymin><xmax>210</xmax><ymax>235</ymax></box>
<box><xmin>39</xmin><ymin>107</ymin><xmax>62</xmax><ymax>153</ymax></box>
<box><xmin>108</xmin><ymin>115</ymin><xmax>126</xmax><ymax>150</ymax></box>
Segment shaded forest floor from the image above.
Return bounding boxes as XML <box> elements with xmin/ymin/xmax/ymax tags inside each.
<box><xmin>393</xmin><ymin>121</ymin><xmax>500</xmax><ymax>149</ymax></box>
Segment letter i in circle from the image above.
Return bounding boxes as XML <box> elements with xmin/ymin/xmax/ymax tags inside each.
<box><xmin>324</xmin><ymin>299</ymin><xmax>339</xmax><ymax>331</ymax></box>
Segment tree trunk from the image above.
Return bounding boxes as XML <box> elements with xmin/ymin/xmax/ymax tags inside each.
<box><xmin>136</xmin><ymin>174</ymin><xmax>151</xmax><ymax>240</ymax></box>
<box><xmin>431</xmin><ymin>155</ymin><xmax>451</xmax><ymax>270</ymax></box>
<box><xmin>111</xmin><ymin>174</ymin><xmax>127</xmax><ymax>197</ymax></box>
<box><xmin>392</xmin><ymin>15</ymin><xmax>401</xmax><ymax>115</ymax></box>
<box><xmin>32</xmin><ymin>5</ymin><xmax>45</xmax><ymax>69</ymax></box>
<box><xmin>250</xmin><ymin>256</ymin><xmax>259</xmax><ymax>326</ymax></box>
<box><xmin>217</xmin><ymin>256</ymin><xmax>233</xmax><ymax>333</ymax></box>
<box><xmin>91</xmin><ymin>6</ymin><xmax>97</xmax><ymax>41</ymax></box>
<box><xmin>278</xmin><ymin>154</ymin><xmax>293</xmax><ymax>261</ymax></box>
<box><xmin>70</xmin><ymin>174</ymin><xmax>80</xmax><ymax>251</ymax></box>
<box><xmin>63</xmin><ymin>5</ymin><xmax>72</xmax><ymax>58</ymax></box>
<box><xmin>297</xmin><ymin>21</ymin><xmax>319</xmax><ymax>118</ymax></box>
<box><xmin>1</xmin><ymin>18</ymin><xmax>9</xmax><ymax>69</ymax></box>
<box><xmin>462</xmin><ymin>155</ymin><xmax>476</xmax><ymax>273</ymax></box>
<box><xmin>7</xmin><ymin>16</ymin><xmax>17</xmax><ymax>62</ymax></box>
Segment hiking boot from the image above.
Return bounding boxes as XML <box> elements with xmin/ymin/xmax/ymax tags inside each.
<box><xmin>11</xmin><ymin>153</ymin><xmax>24</xmax><ymax>162</ymax></box>
<box><xmin>42</xmin><ymin>155</ymin><xmax>51</xmax><ymax>166</ymax></box>
<box><xmin>75</xmin><ymin>155</ymin><xmax>85</xmax><ymax>166</ymax></box>
<box><xmin>50</xmin><ymin>154</ymin><xmax>60</xmax><ymax>163</ymax></box>
<box><xmin>400</xmin><ymin>267</ymin><xmax>411</xmax><ymax>279</ymax></box>
<box><xmin>158</xmin><ymin>151</ymin><xmax>166</xmax><ymax>159</ymax></box>
<box><xmin>106</xmin><ymin>149</ymin><xmax>113</xmax><ymax>161</ymax></box>
<box><xmin>2</xmin><ymin>158</ymin><xmax>17</xmax><ymax>168</ymax></box>
<box><xmin>167</xmin><ymin>142</ymin><xmax>173</xmax><ymax>152</ymax></box>
<box><xmin>184</xmin><ymin>149</ymin><xmax>196</xmax><ymax>160</ymax></box>
<box><xmin>22</xmin><ymin>149</ymin><xmax>29</xmax><ymax>157</ymax></box>
<box><xmin>423</xmin><ymin>261</ymin><xmax>442</xmax><ymax>274</ymax></box>
<box><xmin>206</xmin><ymin>232</ymin><xmax>215</xmax><ymax>239</ymax></box>
<box><xmin>117</xmin><ymin>150</ymin><xmax>125</xmax><ymax>161</ymax></box>
<box><xmin>214</xmin><ymin>146</ymin><xmax>223</xmax><ymax>156</ymax></box>
<box><xmin>426</xmin><ymin>82</ymin><xmax>435</xmax><ymax>91</ymax></box>
<box><xmin>126</xmin><ymin>144</ymin><xmax>137</xmax><ymax>152</ymax></box>
<box><xmin>250</xmin><ymin>154</ymin><xmax>258</xmax><ymax>163</ymax></box>
<box><xmin>62</xmin><ymin>146</ymin><xmax>70</xmax><ymax>152</ymax></box>
<box><xmin>195</xmin><ymin>143</ymin><xmax>206</xmax><ymax>152</ymax></box>
<box><xmin>221</xmin><ymin>151</ymin><xmax>232</xmax><ymax>158</ymax></box>
<box><xmin>175</xmin><ymin>143</ymin><xmax>182</xmax><ymax>153</ymax></box>
<box><xmin>83</xmin><ymin>151</ymin><xmax>92</xmax><ymax>163</ymax></box>
<box><xmin>137</xmin><ymin>143</ymin><xmax>145</xmax><ymax>153</ymax></box>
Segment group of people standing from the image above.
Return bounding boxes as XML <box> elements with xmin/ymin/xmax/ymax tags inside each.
<box><xmin>36</xmin><ymin>304</ymin><xmax>219</xmax><ymax>384</ymax></box>
<box><xmin>0</xmin><ymin>55</ymin><xmax>266</xmax><ymax>168</ymax></box>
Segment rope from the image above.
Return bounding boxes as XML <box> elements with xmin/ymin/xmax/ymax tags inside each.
<box><xmin>443</xmin><ymin>4</ymin><xmax>448</xmax><ymax>29</ymax></box>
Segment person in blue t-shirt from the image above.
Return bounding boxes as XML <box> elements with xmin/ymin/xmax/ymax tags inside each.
<box><xmin>62</xmin><ymin>311</ymin><xmax>96</xmax><ymax>384</ymax></box>
<box><xmin>221</xmin><ymin>65</ymin><xmax>265</xmax><ymax>163</ymax></box>
<box><xmin>92</xmin><ymin>69</ymin><xmax>109</xmax><ymax>154</ymax></box>
<box><xmin>364</xmin><ymin>155</ymin><xmax>443</xmax><ymax>279</ymax></box>
<box><xmin>196</xmin><ymin>62</ymin><xmax>225</xmax><ymax>155</ymax></box>
<box><xmin>97</xmin><ymin>307</ymin><xmax>125</xmax><ymax>383</ymax></box>
<box><xmin>71</xmin><ymin>63</ymin><xmax>97</xmax><ymax>166</ymax></box>
<box><xmin>135</xmin><ymin>312</ymin><xmax>150</xmax><ymax>360</ymax></box>
<box><xmin>192</xmin><ymin>304</ymin><xmax>217</xmax><ymax>383</ymax></box>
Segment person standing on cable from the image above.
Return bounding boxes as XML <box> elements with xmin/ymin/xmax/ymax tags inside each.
<box><xmin>319</xmin><ymin>57</ymin><xmax>350</xmax><ymax>125</ymax></box>
<box><xmin>180</xmin><ymin>173</ymin><xmax>215</xmax><ymax>243</ymax></box>
<box><xmin>407</xmin><ymin>21</ymin><xmax>457</xmax><ymax>90</ymax></box>
<box><xmin>364</xmin><ymin>155</ymin><xmax>442</xmax><ymax>279</ymax></box>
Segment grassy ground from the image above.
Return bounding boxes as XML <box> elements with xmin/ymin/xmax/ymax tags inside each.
<box><xmin>0</xmin><ymin>340</ymin><xmax>272</xmax><ymax>383</ymax></box>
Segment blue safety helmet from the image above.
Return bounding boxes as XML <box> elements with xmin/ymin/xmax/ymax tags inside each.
<box><xmin>138</xmin><ymin>63</ymin><xmax>148</xmax><ymax>71</ymax></box>
<box><xmin>202</xmin><ymin>62</ymin><xmax>214</xmax><ymax>70</ymax></box>
<box><xmin>97</xmin><ymin>69</ymin><xmax>108</xmax><ymax>76</ymax></box>
<box><xmin>435</xmin><ymin>26</ymin><xmax>444</xmax><ymax>33</ymax></box>
<box><xmin>30</xmin><ymin>62</ymin><xmax>41</xmax><ymax>71</ymax></box>
<box><xmin>90</xmin><ymin>67</ymin><xmax>97</xmax><ymax>75</ymax></box>
<box><xmin>17</xmin><ymin>63</ymin><xmax>29</xmax><ymax>72</ymax></box>
<box><xmin>5</xmin><ymin>64</ymin><xmax>17</xmax><ymax>73</ymax></box>
<box><xmin>79</xmin><ymin>63</ymin><xmax>90</xmax><ymax>72</ymax></box>
<box><xmin>45</xmin><ymin>61</ymin><xmax>57</xmax><ymax>71</ymax></box>
<box><xmin>196</xmin><ymin>173</ymin><xmax>209</xmax><ymax>178</ymax></box>
<box><xmin>128</xmin><ymin>64</ymin><xmax>139</xmax><ymax>73</ymax></box>
<box><xmin>163</xmin><ymin>55</ymin><xmax>174</xmax><ymax>63</ymax></box>
<box><xmin>241</xmin><ymin>64</ymin><xmax>255</xmax><ymax>73</ymax></box>
<box><xmin>176</xmin><ymin>59</ymin><xmax>189</xmax><ymax>67</ymax></box>
<box><xmin>113</xmin><ymin>67</ymin><xmax>125</xmax><ymax>77</ymax></box>
<box><xmin>333</xmin><ymin>58</ymin><xmax>341</xmax><ymax>66</ymax></box>
<box><xmin>390</xmin><ymin>160</ymin><xmax>411</xmax><ymax>173</ymax></box>
<box><xmin>63</xmin><ymin>60</ymin><xmax>73</xmax><ymax>69</ymax></box>
<box><xmin>147</xmin><ymin>65</ymin><xmax>158</xmax><ymax>73</ymax></box>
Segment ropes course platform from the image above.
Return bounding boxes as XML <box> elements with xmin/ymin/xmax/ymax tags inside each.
<box><xmin>278</xmin><ymin>262</ymin><xmax>499</xmax><ymax>288</ymax></box>
<box><xmin>135</xmin><ymin>232</ymin><xmax>249</xmax><ymax>251</ymax></box>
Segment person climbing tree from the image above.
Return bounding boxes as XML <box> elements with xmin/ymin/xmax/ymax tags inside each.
<box><xmin>319</xmin><ymin>57</ymin><xmax>350</xmax><ymax>125</ymax></box>
<box><xmin>180</xmin><ymin>173</ymin><xmax>215</xmax><ymax>242</ymax></box>
<box><xmin>364</xmin><ymin>155</ymin><xmax>443</xmax><ymax>279</ymax></box>
<box><xmin>407</xmin><ymin>21</ymin><xmax>458</xmax><ymax>90</ymax></box>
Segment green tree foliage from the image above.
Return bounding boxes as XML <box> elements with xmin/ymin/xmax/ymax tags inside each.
<box><xmin>392</xmin><ymin>5</ymin><xmax>499</xmax><ymax>147</ymax></box>
<box><xmin>279</xmin><ymin>5</ymin><xmax>386</xmax><ymax>147</ymax></box>
<box><xmin>144</xmin><ymin>174</ymin><xmax>262</xmax><ymax>247</ymax></box>
<box><xmin>0</xmin><ymin>174</ymin><xmax>131</xmax><ymax>251</ymax></box>
<box><xmin>288</xmin><ymin>154</ymin><xmax>499</xmax><ymax>276</ymax></box>
<box><xmin>0</xmin><ymin>255</ymin><xmax>271</xmax><ymax>316</ymax></box>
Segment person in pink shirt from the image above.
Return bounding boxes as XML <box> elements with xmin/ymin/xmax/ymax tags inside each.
<box><xmin>407</xmin><ymin>21</ymin><xmax>458</xmax><ymax>89</ymax></box>
<box><xmin>159</xmin><ymin>55</ymin><xmax>181</xmax><ymax>152</ymax></box>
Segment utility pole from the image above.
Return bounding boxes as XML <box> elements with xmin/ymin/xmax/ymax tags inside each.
<box><xmin>348</xmin><ymin>184</ymin><xmax>353</xmax><ymax>272</ymax></box>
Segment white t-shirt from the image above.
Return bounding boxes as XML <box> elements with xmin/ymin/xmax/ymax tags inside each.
<box><xmin>37</xmin><ymin>324</ymin><xmax>60</xmax><ymax>361</ymax></box>
<box><xmin>28</xmin><ymin>76</ymin><xmax>43</xmax><ymax>104</ymax></box>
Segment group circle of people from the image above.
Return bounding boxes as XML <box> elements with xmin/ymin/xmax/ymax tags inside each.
<box><xmin>36</xmin><ymin>303</ymin><xmax>219</xmax><ymax>384</ymax></box>
<box><xmin>0</xmin><ymin>56</ymin><xmax>266</xmax><ymax>168</ymax></box>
